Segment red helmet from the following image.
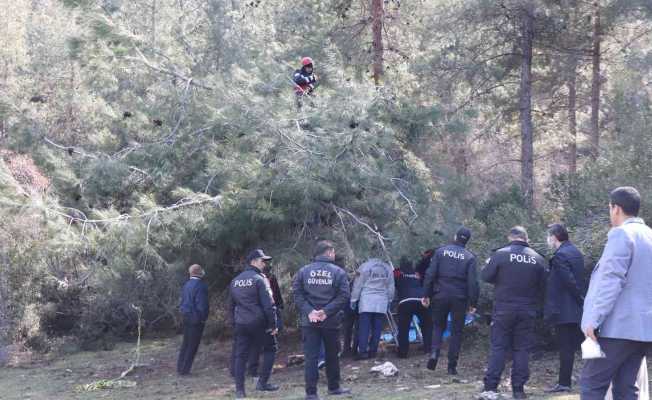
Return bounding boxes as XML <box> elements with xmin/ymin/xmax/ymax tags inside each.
<box><xmin>301</xmin><ymin>57</ymin><xmax>314</xmax><ymax>66</ymax></box>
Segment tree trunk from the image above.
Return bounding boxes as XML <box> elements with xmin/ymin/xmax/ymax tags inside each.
<box><xmin>567</xmin><ymin>52</ymin><xmax>578</xmax><ymax>175</ymax></box>
<box><xmin>151</xmin><ymin>0</ymin><xmax>157</xmax><ymax>46</ymax></box>
<box><xmin>371</xmin><ymin>0</ymin><xmax>384</xmax><ymax>86</ymax></box>
<box><xmin>590</xmin><ymin>1</ymin><xmax>601</xmax><ymax>159</ymax></box>
<box><xmin>519</xmin><ymin>3</ymin><xmax>535</xmax><ymax>209</ymax></box>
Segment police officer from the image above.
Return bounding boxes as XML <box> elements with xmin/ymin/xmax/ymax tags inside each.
<box><xmin>248</xmin><ymin>257</ymin><xmax>284</xmax><ymax>385</ymax></box>
<box><xmin>480</xmin><ymin>226</ymin><xmax>547</xmax><ymax>400</ymax></box>
<box><xmin>293</xmin><ymin>240</ymin><xmax>351</xmax><ymax>400</ymax></box>
<box><xmin>177</xmin><ymin>264</ymin><xmax>209</xmax><ymax>376</ymax></box>
<box><xmin>422</xmin><ymin>227</ymin><xmax>478</xmax><ymax>374</ymax></box>
<box><xmin>395</xmin><ymin>256</ymin><xmax>432</xmax><ymax>358</ymax></box>
<box><xmin>230</xmin><ymin>249</ymin><xmax>278</xmax><ymax>399</ymax></box>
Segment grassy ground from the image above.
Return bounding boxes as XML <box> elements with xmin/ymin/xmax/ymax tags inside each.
<box><xmin>0</xmin><ymin>329</ymin><xmax>601</xmax><ymax>400</ymax></box>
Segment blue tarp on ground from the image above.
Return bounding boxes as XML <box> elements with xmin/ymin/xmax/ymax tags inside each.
<box><xmin>382</xmin><ymin>313</ymin><xmax>477</xmax><ymax>344</ymax></box>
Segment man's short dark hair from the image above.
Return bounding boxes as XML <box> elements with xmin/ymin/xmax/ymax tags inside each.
<box><xmin>313</xmin><ymin>240</ymin><xmax>335</xmax><ymax>258</ymax></box>
<box><xmin>548</xmin><ymin>223</ymin><xmax>569</xmax><ymax>242</ymax></box>
<box><xmin>508</xmin><ymin>226</ymin><xmax>528</xmax><ymax>242</ymax></box>
<box><xmin>610</xmin><ymin>186</ymin><xmax>641</xmax><ymax>216</ymax></box>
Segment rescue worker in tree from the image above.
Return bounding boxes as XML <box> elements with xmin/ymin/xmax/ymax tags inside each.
<box><xmin>293</xmin><ymin>57</ymin><xmax>318</xmax><ymax>108</ymax></box>
<box><xmin>479</xmin><ymin>226</ymin><xmax>547</xmax><ymax>400</ymax></box>
<box><xmin>422</xmin><ymin>227</ymin><xmax>479</xmax><ymax>374</ymax></box>
<box><xmin>293</xmin><ymin>240</ymin><xmax>351</xmax><ymax>400</ymax></box>
<box><xmin>394</xmin><ymin>256</ymin><xmax>432</xmax><ymax>358</ymax></box>
<box><xmin>230</xmin><ymin>249</ymin><xmax>278</xmax><ymax>399</ymax></box>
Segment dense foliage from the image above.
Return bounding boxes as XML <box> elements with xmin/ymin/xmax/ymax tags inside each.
<box><xmin>1</xmin><ymin>0</ymin><xmax>651</xmax><ymax>352</ymax></box>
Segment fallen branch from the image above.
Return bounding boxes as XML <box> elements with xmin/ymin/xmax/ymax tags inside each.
<box><xmin>74</xmin><ymin>305</ymin><xmax>144</xmax><ymax>392</ymax></box>
<box><xmin>331</xmin><ymin>204</ymin><xmax>394</xmax><ymax>268</ymax></box>
<box><xmin>391</xmin><ymin>178</ymin><xmax>418</xmax><ymax>224</ymax></box>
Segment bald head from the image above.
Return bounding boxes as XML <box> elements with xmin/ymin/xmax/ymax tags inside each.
<box><xmin>188</xmin><ymin>264</ymin><xmax>205</xmax><ymax>278</ymax></box>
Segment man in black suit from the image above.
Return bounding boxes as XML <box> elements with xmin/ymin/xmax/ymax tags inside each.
<box><xmin>544</xmin><ymin>223</ymin><xmax>585</xmax><ymax>393</ymax></box>
<box><xmin>177</xmin><ymin>264</ymin><xmax>209</xmax><ymax>376</ymax></box>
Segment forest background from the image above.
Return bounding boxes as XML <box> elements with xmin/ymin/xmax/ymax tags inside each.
<box><xmin>1</xmin><ymin>0</ymin><xmax>651</xmax><ymax>355</ymax></box>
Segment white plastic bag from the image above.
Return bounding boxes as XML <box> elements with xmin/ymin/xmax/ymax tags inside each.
<box><xmin>582</xmin><ymin>337</ymin><xmax>606</xmax><ymax>359</ymax></box>
<box><xmin>370</xmin><ymin>361</ymin><xmax>399</xmax><ymax>377</ymax></box>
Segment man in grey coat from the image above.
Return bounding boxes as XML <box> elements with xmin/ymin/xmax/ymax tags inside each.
<box><xmin>581</xmin><ymin>186</ymin><xmax>652</xmax><ymax>400</ymax></box>
<box><xmin>351</xmin><ymin>258</ymin><xmax>395</xmax><ymax>360</ymax></box>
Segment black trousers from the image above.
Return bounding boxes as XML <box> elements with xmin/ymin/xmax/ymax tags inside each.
<box><xmin>397</xmin><ymin>300</ymin><xmax>433</xmax><ymax>357</ymax></box>
<box><xmin>303</xmin><ymin>326</ymin><xmax>341</xmax><ymax>396</ymax></box>
<box><xmin>431</xmin><ymin>297</ymin><xmax>466</xmax><ymax>367</ymax></box>
<box><xmin>233</xmin><ymin>324</ymin><xmax>265</xmax><ymax>392</ymax></box>
<box><xmin>342</xmin><ymin>307</ymin><xmax>358</xmax><ymax>355</ymax></box>
<box><xmin>556</xmin><ymin>323</ymin><xmax>583</xmax><ymax>387</ymax></box>
<box><xmin>484</xmin><ymin>310</ymin><xmax>535</xmax><ymax>391</ymax></box>
<box><xmin>247</xmin><ymin>330</ymin><xmax>278</xmax><ymax>385</ymax></box>
<box><xmin>176</xmin><ymin>321</ymin><xmax>205</xmax><ymax>375</ymax></box>
<box><xmin>580</xmin><ymin>338</ymin><xmax>649</xmax><ymax>400</ymax></box>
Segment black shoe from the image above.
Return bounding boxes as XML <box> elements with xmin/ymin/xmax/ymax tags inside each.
<box><xmin>328</xmin><ymin>387</ymin><xmax>351</xmax><ymax>395</ymax></box>
<box><xmin>447</xmin><ymin>366</ymin><xmax>458</xmax><ymax>375</ymax></box>
<box><xmin>513</xmin><ymin>390</ymin><xmax>527</xmax><ymax>399</ymax></box>
<box><xmin>256</xmin><ymin>382</ymin><xmax>279</xmax><ymax>391</ymax></box>
<box><xmin>235</xmin><ymin>390</ymin><xmax>246</xmax><ymax>399</ymax></box>
<box><xmin>427</xmin><ymin>357</ymin><xmax>438</xmax><ymax>371</ymax></box>
<box><xmin>354</xmin><ymin>352</ymin><xmax>369</xmax><ymax>361</ymax></box>
<box><xmin>545</xmin><ymin>384</ymin><xmax>571</xmax><ymax>393</ymax></box>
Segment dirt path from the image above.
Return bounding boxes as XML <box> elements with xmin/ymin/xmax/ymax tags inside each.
<box><xmin>0</xmin><ymin>332</ymin><xmax>589</xmax><ymax>400</ymax></box>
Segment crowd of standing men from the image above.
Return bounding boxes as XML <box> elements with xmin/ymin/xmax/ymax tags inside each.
<box><xmin>176</xmin><ymin>186</ymin><xmax>652</xmax><ymax>400</ymax></box>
